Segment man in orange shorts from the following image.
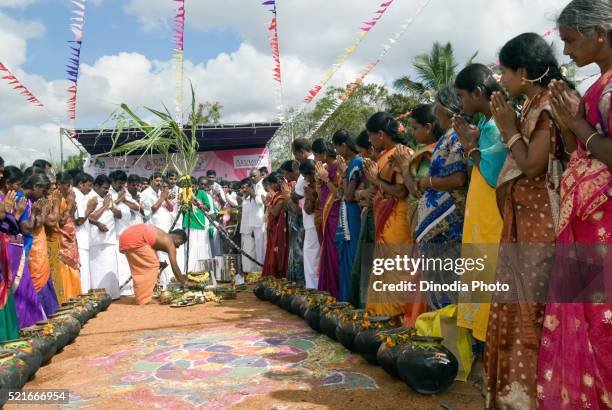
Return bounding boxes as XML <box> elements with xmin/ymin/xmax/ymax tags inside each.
<box><xmin>119</xmin><ymin>224</ymin><xmax>188</xmax><ymax>304</ymax></box>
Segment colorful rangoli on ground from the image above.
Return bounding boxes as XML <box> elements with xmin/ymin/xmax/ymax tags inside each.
<box><xmin>63</xmin><ymin>318</ymin><xmax>377</xmax><ymax>409</ymax></box>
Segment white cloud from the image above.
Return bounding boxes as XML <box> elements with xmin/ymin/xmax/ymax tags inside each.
<box><xmin>0</xmin><ymin>0</ymin><xmax>39</xmax><ymax>8</ymax></box>
<box><xmin>0</xmin><ymin>123</ymin><xmax>78</xmax><ymax>166</ymax></box>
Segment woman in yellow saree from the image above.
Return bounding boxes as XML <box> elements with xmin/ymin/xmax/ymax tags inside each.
<box><xmin>364</xmin><ymin>112</ymin><xmax>412</xmax><ymax>321</ymax></box>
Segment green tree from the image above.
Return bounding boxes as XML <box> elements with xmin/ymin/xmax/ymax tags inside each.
<box><xmin>194</xmin><ymin>101</ymin><xmax>223</xmax><ymax>125</ymax></box>
<box><xmin>393</xmin><ymin>42</ymin><xmax>476</xmax><ymax>102</ymax></box>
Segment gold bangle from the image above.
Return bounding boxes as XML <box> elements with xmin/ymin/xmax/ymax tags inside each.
<box><xmin>585</xmin><ymin>132</ymin><xmax>599</xmax><ymax>152</ymax></box>
<box><xmin>506</xmin><ymin>133</ymin><xmax>522</xmax><ymax>149</ymax></box>
<box><xmin>429</xmin><ymin>176</ymin><xmax>434</xmax><ymax>189</ymax></box>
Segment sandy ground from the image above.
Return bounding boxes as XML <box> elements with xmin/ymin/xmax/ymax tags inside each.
<box><xmin>10</xmin><ymin>292</ymin><xmax>485</xmax><ymax>410</ymax></box>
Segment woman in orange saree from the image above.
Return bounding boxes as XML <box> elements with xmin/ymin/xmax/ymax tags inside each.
<box><xmin>485</xmin><ymin>33</ymin><xmax>572</xmax><ymax>409</ymax></box>
<box><xmin>22</xmin><ymin>172</ymin><xmax>59</xmax><ymax>316</ymax></box>
<box><xmin>364</xmin><ymin>112</ymin><xmax>413</xmax><ymax>321</ymax></box>
<box><xmin>536</xmin><ymin>3</ymin><xmax>612</xmax><ymax>408</ymax></box>
<box><xmin>261</xmin><ymin>173</ymin><xmax>289</xmax><ymax>279</ymax></box>
<box><xmin>51</xmin><ymin>172</ymin><xmax>82</xmax><ymax>303</ymax></box>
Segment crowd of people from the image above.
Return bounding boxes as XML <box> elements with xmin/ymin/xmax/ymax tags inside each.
<box><xmin>254</xmin><ymin>2</ymin><xmax>611</xmax><ymax>409</ymax></box>
<box><xmin>0</xmin><ymin>0</ymin><xmax>610</xmax><ymax>408</ymax></box>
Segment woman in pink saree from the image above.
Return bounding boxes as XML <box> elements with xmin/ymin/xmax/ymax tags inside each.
<box><xmin>537</xmin><ymin>1</ymin><xmax>612</xmax><ymax>408</ymax></box>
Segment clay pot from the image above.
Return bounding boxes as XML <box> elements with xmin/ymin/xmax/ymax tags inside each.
<box><xmin>89</xmin><ymin>289</ymin><xmax>111</xmax><ymax>311</ymax></box>
<box><xmin>253</xmin><ymin>282</ymin><xmax>266</xmax><ymax>300</ymax></box>
<box><xmin>376</xmin><ymin>328</ymin><xmax>418</xmax><ymax>378</ymax></box>
<box><xmin>1</xmin><ymin>339</ymin><xmax>43</xmax><ymax>380</ymax></box>
<box><xmin>335</xmin><ymin>309</ymin><xmax>368</xmax><ymax>351</ymax></box>
<box><xmin>354</xmin><ymin>316</ymin><xmax>396</xmax><ymax>364</ymax></box>
<box><xmin>397</xmin><ymin>336</ymin><xmax>459</xmax><ymax>395</ymax></box>
<box><xmin>292</xmin><ymin>290</ymin><xmax>316</xmax><ymax>318</ymax></box>
<box><xmin>279</xmin><ymin>284</ymin><xmax>299</xmax><ymax>312</ymax></box>
<box><xmin>47</xmin><ymin>314</ymin><xmax>82</xmax><ymax>349</ymax></box>
<box><xmin>319</xmin><ymin>302</ymin><xmax>352</xmax><ymax>340</ymax></box>
<box><xmin>304</xmin><ymin>305</ymin><xmax>322</xmax><ymax>332</ymax></box>
<box><xmin>0</xmin><ymin>350</ymin><xmax>29</xmax><ymax>389</ymax></box>
<box><xmin>263</xmin><ymin>283</ymin><xmax>276</xmax><ymax>302</ymax></box>
<box><xmin>20</xmin><ymin>325</ymin><xmax>57</xmax><ymax>365</ymax></box>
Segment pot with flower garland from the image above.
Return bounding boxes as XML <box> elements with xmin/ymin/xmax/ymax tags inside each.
<box><xmin>319</xmin><ymin>302</ymin><xmax>353</xmax><ymax>340</ymax></box>
<box><xmin>353</xmin><ymin>316</ymin><xmax>399</xmax><ymax>364</ymax></box>
<box><xmin>376</xmin><ymin>328</ymin><xmax>418</xmax><ymax>377</ymax></box>
<box><xmin>396</xmin><ymin>336</ymin><xmax>458</xmax><ymax>395</ymax></box>
<box><xmin>304</xmin><ymin>292</ymin><xmax>335</xmax><ymax>332</ymax></box>
<box><xmin>335</xmin><ymin>309</ymin><xmax>369</xmax><ymax>351</ymax></box>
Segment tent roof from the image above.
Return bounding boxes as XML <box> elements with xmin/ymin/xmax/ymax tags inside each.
<box><xmin>71</xmin><ymin>122</ymin><xmax>281</xmax><ymax>155</ymax></box>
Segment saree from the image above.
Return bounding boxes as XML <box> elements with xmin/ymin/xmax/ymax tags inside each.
<box><xmin>485</xmin><ymin>91</ymin><xmax>560</xmax><ymax>410</ymax></box>
<box><xmin>30</xmin><ymin>226</ymin><xmax>59</xmax><ymax>316</ymax></box>
<box><xmin>262</xmin><ymin>192</ymin><xmax>289</xmax><ymax>279</ymax></box>
<box><xmin>349</xmin><ymin>206</ymin><xmax>374</xmax><ymax>308</ymax></box>
<box><xmin>57</xmin><ymin>198</ymin><xmax>82</xmax><ymax>302</ymax></box>
<box><xmin>366</xmin><ymin>146</ymin><xmax>416</xmax><ymax>319</ymax></box>
<box><xmin>287</xmin><ymin>180</ymin><xmax>305</xmax><ymax>286</ymax></box>
<box><xmin>318</xmin><ymin>162</ymin><xmax>341</xmax><ymax>297</ymax></box>
<box><xmin>337</xmin><ymin>156</ymin><xmax>363</xmax><ymax>302</ymax></box>
<box><xmin>415</xmin><ymin>130</ymin><xmax>467</xmax><ymax>310</ymax></box>
<box><xmin>5</xmin><ymin>195</ymin><xmax>46</xmax><ymax>328</ymax></box>
<box><xmin>458</xmin><ymin>117</ymin><xmax>507</xmax><ymax>342</ymax></box>
<box><xmin>0</xmin><ymin>219</ymin><xmax>20</xmax><ymax>342</ymax></box>
<box><xmin>537</xmin><ymin>69</ymin><xmax>612</xmax><ymax>410</ymax></box>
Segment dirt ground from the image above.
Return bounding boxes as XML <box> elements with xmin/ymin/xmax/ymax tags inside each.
<box><xmin>10</xmin><ymin>291</ymin><xmax>484</xmax><ymax>410</ymax></box>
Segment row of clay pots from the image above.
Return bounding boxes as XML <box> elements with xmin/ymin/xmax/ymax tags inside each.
<box><xmin>253</xmin><ymin>278</ymin><xmax>459</xmax><ymax>395</ymax></box>
<box><xmin>0</xmin><ymin>289</ymin><xmax>111</xmax><ymax>404</ymax></box>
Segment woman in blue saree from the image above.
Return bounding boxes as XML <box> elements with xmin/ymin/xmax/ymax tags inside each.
<box><xmin>414</xmin><ymin>87</ymin><xmax>468</xmax><ymax>310</ymax></box>
<box><xmin>332</xmin><ymin>130</ymin><xmax>363</xmax><ymax>302</ymax></box>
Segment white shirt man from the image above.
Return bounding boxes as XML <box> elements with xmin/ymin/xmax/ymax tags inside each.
<box><xmin>140</xmin><ymin>175</ymin><xmax>180</xmax><ymax>287</ymax></box>
<box><xmin>239</xmin><ymin>185</ymin><xmax>258</xmax><ymax>275</ymax></box>
<box><xmin>72</xmin><ymin>176</ymin><xmax>95</xmax><ymax>292</ymax></box>
<box><xmin>88</xmin><ymin>176</ymin><xmax>120</xmax><ymax>299</ymax></box>
<box><xmin>294</xmin><ymin>150</ymin><xmax>319</xmax><ymax>289</ymax></box>
<box><xmin>246</xmin><ymin>169</ymin><xmax>266</xmax><ymax>265</ymax></box>
<box><xmin>110</xmin><ymin>181</ymin><xmax>134</xmax><ymax>296</ymax></box>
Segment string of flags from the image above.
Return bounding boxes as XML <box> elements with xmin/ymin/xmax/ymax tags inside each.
<box><xmin>304</xmin><ymin>0</ymin><xmax>396</xmax><ymax>104</ymax></box>
<box><xmin>262</xmin><ymin>0</ymin><xmax>284</xmax><ymax>122</ymax></box>
<box><xmin>306</xmin><ymin>0</ymin><xmax>432</xmax><ymax>139</ymax></box>
<box><xmin>174</xmin><ymin>0</ymin><xmax>185</xmax><ymax>126</ymax></box>
<box><xmin>66</xmin><ymin>0</ymin><xmax>87</xmax><ymax>121</ymax></box>
<box><xmin>0</xmin><ymin>62</ymin><xmax>45</xmax><ymax>107</ymax></box>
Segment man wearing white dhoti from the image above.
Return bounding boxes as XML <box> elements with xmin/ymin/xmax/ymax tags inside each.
<box><xmin>247</xmin><ymin>169</ymin><xmax>266</xmax><ymax>265</ymax></box>
<box><xmin>182</xmin><ymin>179</ymin><xmax>213</xmax><ymax>273</ymax></box>
<box><xmin>110</xmin><ymin>171</ymin><xmax>140</xmax><ymax>296</ymax></box>
<box><xmin>140</xmin><ymin>172</ymin><xmax>178</xmax><ymax>288</ymax></box>
<box><xmin>73</xmin><ymin>172</ymin><xmax>96</xmax><ymax>292</ymax></box>
<box><xmin>127</xmin><ymin>174</ymin><xmax>144</xmax><ymax>225</ymax></box>
<box><xmin>88</xmin><ymin>175</ymin><xmax>121</xmax><ymax>299</ymax></box>
<box><xmin>239</xmin><ymin>178</ymin><xmax>258</xmax><ymax>278</ymax></box>
<box><xmin>293</xmin><ymin>139</ymin><xmax>319</xmax><ymax>289</ymax></box>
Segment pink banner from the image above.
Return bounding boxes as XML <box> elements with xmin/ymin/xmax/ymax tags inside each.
<box><xmin>84</xmin><ymin>148</ymin><xmax>271</xmax><ymax>182</ymax></box>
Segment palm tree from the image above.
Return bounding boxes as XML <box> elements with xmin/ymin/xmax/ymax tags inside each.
<box><xmin>394</xmin><ymin>42</ymin><xmax>476</xmax><ymax>102</ymax></box>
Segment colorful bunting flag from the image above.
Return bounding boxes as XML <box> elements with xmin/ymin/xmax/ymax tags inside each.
<box><xmin>66</xmin><ymin>0</ymin><xmax>87</xmax><ymax>121</ymax></box>
<box><xmin>0</xmin><ymin>62</ymin><xmax>44</xmax><ymax>107</ymax></box>
<box><xmin>305</xmin><ymin>0</ymin><xmax>432</xmax><ymax>138</ymax></box>
<box><xmin>262</xmin><ymin>0</ymin><xmax>284</xmax><ymax>122</ymax></box>
<box><xmin>174</xmin><ymin>0</ymin><xmax>185</xmax><ymax>126</ymax></box>
<box><xmin>303</xmin><ymin>0</ymin><xmax>396</xmax><ymax>104</ymax></box>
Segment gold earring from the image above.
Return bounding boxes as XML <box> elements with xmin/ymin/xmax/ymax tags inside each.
<box><xmin>598</xmin><ymin>38</ymin><xmax>604</xmax><ymax>43</ymax></box>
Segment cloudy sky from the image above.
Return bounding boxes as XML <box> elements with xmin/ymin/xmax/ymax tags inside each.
<box><xmin>0</xmin><ymin>0</ymin><xmax>595</xmax><ymax>165</ymax></box>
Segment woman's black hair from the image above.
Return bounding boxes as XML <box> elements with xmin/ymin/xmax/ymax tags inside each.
<box><xmin>355</xmin><ymin>130</ymin><xmax>371</xmax><ymax>149</ymax></box>
<box><xmin>263</xmin><ymin>172</ymin><xmax>281</xmax><ymax>186</ymax></box>
<box><xmin>32</xmin><ymin>159</ymin><xmax>51</xmax><ymax>169</ymax></box>
<box><xmin>22</xmin><ymin>172</ymin><xmax>51</xmax><ymax>190</ymax></box>
<box><xmin>23</xmin><ymin>166</ymin><xmax>44</xmax><ymax>179</ymax></box>
<box><xmin>499</xmin><ymin>33</ymin><xmax>575</xmax><ymax>89</ymax></box>
<box><xmin>299</xmin><ymin>159</ymin><xmax>316</xmax><ymax>176</ymax></box>
<box><xmin>331</xmin><ymin>130</ymin><xmax>358</xmax><ymax>153</ymax></box>
<box><xmin>2</xmin><ymin>166</ymin><xmax>23</xmax><ymax>184</ymax></box>
<box><xmin>311</xmin><ymin>138</ymin><xmax>337</xmax><ymax>158</ymax></box>
<box><xmin>410</xmin><ymin>104</ymin><xmax>445</xmax><ymax>140</ymax></box>
<box><xmin>366</xmin><ymin>112</ymin><xmax>405</xmax><ymax>144</ymax></box>
<box><xmin>280</xmin><ymin>160</ymin><xmax>299</xmax><ymax>173</ymax></box>
<box><xmin>0</xmin><ymin>156</ymin><xmax>4</xmax><ymax>166</ymax></box>
<box><xmin>56</xmin><ymin>171</ymin><xmax>73</xmax><ymax>184</ymax></box>
<box><xmin>435</xmin><ymin>86</ymin><xmax>464</xmax><ymax>115</ymax></box>
<box><xmin>455</xmin><ymin>63</ymin><xmax>507</xmax><ymax>99</ymax></box>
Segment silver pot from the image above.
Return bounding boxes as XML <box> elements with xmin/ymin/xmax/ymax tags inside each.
<box><xmin>222</xmin><ymin>254</ymin><xmax>242</xmax><ymax>283</ymax></box>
